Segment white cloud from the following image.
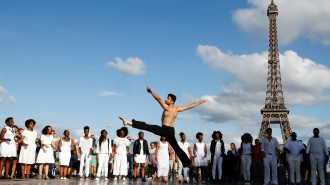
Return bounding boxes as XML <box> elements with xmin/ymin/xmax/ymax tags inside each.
<box><xmin>0</xmin><ymin>86</ymin><xmax>8</xmax><ymax>104</ymax></box>
<box><xmin>190</xmin><ymin>45</ymin><xmax>330</xmax><ymax>126</ymax></box>
<box><xmin>8</xmin><ymin>96</ymin><xmax>16</xmax><ymax>104</ymax></box>
<box><xmin>233</xmin><ymin>0</ymin><xmax>330</xmax><ymax>45</ymax></box>
<box><xmin>98</xmin><ymin>91</ymin><xmax>124</xmax><ymax>96</ymax></box>
<box><xmin>107</xmin><ymin>57</ymin><xmax>146</xmax><ymax>75</ymax></box>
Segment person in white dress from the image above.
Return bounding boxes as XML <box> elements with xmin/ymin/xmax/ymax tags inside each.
<box><xmin>19</xmin><ymin>119</ymin><xmax>38</xmax><ymax>179</ymax></box>
<box><xmin>156</xmin><ymin>136</ymin><xmax>172</xmax><ymax>183</ymax></box>
<box><xmin>175</xmin><ymin>132</ymin><xmax>192</xmax><ymax>183</ymax></box>
<box><xmin>113</xmin><ymin>127</ymin><xmax>130</xmax><ymax>181</ymax></box>
<box><xmin>95</xmin><ymin>130</ymin><xmax>113</xmax><ymax>181</ymax></box>
<box><xmin>0</xmin><ymin>117</ymin><xmax>17</xmax><ymax>179</ymax></box>
<box><xmin>58</xmin><ymin>130</ymin><xmax>74</xmax><ymax>180</ymax></box>
<box><xmin>239</xmin><ymin>133</ymin><xmax>253</xmax><ymax>182</ymax></box>
<box><xmin>36</xmin><ymin>125</ymin><xmax>56</xmax><ymax>179</ymax></box>
<box><xmin>193</xmin><ymin>132</ymin><xmax>207</xmax><ymax>183</ymax></box>
<box><xmin>79</xmin><ymin>126</ymin><xmax>93</xmax><ymax>180</ymax></box>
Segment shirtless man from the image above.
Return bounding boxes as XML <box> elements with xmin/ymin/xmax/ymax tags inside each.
<box><xmin>119</xmin><ymin>87</ymin><xmax>205</xmax><ymax>167</ymax></box>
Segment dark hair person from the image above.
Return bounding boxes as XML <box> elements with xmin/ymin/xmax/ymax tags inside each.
<box><xmin>0</xmin><ymin>117</ymin><xmax>16</xmax><ymax>179</ymax></box>
<box><xmin>19</xmin><ymin>119</ymin><xmax>37</xmax><ymax>179</ymax></box>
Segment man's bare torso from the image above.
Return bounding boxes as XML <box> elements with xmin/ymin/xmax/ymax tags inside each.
<box><xmin>161</xmin><ymin>105</ymin><xmax>179</xmax><ymax>127</ymax></box>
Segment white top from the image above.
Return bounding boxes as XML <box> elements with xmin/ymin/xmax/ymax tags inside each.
<box><xmin>79</xmin><ymin>137</ymin><xmax>93</xmax><ymax>153</ymax></box>
<box><xmin>178</xmin><ymin>141</ymin><xmax>190</xmax><ymax>157</ymax></box>
<box><xmin>41</xmin><ymin>134</ymin><xmax>53</xmax><ymax>146</ymax></box>
<box><xmin>306</xmin><ymin>136</ymin><xmax>328</xmax><ymax>157</ymax></box>
<box><xmin>284</xmin><ymin>140</ymin><xmax>304</xmax><ymax>159</ymax></box>
<box><xmin>242</xmin><ymin>142</ymin><xmax>252</xmax><ymax>155</ymax></box>
<box><xmin>261</xmin><ymin>137</ymin><xmax>280</xmax><ymax>156</ymax></box>
<box><xmin>22</xmin><ymin>130</ymin><xmax>37</xmax><ymax>146</ymax></box>
<box><xmin>214</xmin><ymin>140</ymin><xmax>222</xmax><ymax>156</ymax></box>
<box><xmin>114</xmin><ymin>137</ymin><xmax>130</xmax><ymax>155</ymax></box>
<box><xmin>96</xmin><ymin>139</ymin><xmax>112</xmax><ymax>155</ymax></box>
<box><xmin>60</xmin><ymin>138</ymin><xmax>72</xmax><ymax>153</ymax></box>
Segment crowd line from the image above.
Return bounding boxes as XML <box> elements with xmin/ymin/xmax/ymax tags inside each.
<box><xmin>0</xmin><ymin>117</ymin><xmax>329</xmax><ymax>185</ymax></box>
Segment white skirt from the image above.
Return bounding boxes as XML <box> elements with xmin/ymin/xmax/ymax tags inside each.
<box><xmin>0</xmin><ymin>141</ymin><xmax>17</xmax><ymax>157</ymax></box>
<box><xmin>19</xmin><ymin>145</ymin><xmax>36</xmax><ymax>164</ymax></box>
<box><xmin>134</xmin><ymin>154</ymin><xmax>146</xmax><ymax>164</ymax></box>
<box><xmin>194</xmin><ymin>154</ymin><xmax>207</xmax><ymax>167</ymax></box>
<box><xmin>59</xmin><ymin>152</ymin><xmax>71</xmax><ymax>166</ymax></box>
<box><xmin>36</xmin><ymin>147</ymin><xmax>55</xmax><ymax>164</ymax></box>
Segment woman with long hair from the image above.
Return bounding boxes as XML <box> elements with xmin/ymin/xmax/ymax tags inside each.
<box><xmin>95</xmin><ymin>130</ymin><xmax>112</xmax><ymax>181</ymax></box>
<box><xmin>36</xmin><ymin>125</ymin><xmax>56</xmax><ymax>179</ymax></box>
<box><xmin>240</xmin><ymin>133</ymin><xmax>253</xmax><ymax>183</ymax></box>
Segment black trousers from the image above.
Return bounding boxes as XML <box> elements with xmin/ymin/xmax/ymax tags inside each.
<box><xmin>132</xmin><ymin>120</ymin><xmax>191</xmax><ymax>167</ymax></box>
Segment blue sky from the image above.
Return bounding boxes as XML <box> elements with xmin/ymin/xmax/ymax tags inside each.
<box><xmin>1</xmin><ymin>0</ymin><xmax>330</xmax><ymax>149</ymax></box>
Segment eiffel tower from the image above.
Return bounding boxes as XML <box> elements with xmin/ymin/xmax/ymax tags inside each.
<box><xmin>258</xmin><ymin>0</ymin><xmax>292</xmax><ymax>143</ymax></box>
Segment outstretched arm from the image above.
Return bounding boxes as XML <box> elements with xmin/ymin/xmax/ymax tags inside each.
<box><xmin>178</xmin><ymin>100</ymin><xmax>206</xmax><ymax>112</ymax></box>
<box><xmin>147</xmin><ymin>87</ymin><xmax>168</xmax><ymax>110</ymax></box>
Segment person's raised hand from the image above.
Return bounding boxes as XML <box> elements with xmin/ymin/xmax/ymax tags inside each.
<box><xmin>147</xmin><ymin>87</ymin><xmax>152</xmax><ymax>93</ymax></box>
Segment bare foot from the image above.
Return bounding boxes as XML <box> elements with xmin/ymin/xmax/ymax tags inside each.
<box><xmin>118</xmin><ymin>117</ymin><xmax>132</xmax><ymax>126</ymax></box>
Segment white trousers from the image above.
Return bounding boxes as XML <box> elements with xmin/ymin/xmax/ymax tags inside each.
<box><xmin>288</xmin><ymin>157</ymin><xmax>301</xmax><ymax>183</ymax></box>
<box><xmin>263</xmin><ymin>155</ymin><xmax>277</xmax><ymax>184</ymax></box>
<box><xmin>113</xmin><ymin>153</ymin><xmax>128</xmax><ymax>176</ymax></box>
<box><xmin>79</xmin><ymin>153</ymin><xmax>91</xmax><ymax>177</ymax></box>
<box><xmin>177</xmin><ymin>159</ymin><xmax>188</xmax><ymax>181</ymax></box>
<box><xmin>310</xmin><ymin>155</ymin><xmax>325</xmax><ymax>185</ymax></box>
<box><xmin>212</xmin><ymin>155</ymin><xmax>223</xmax><ymax>180</ymax></box>
<box><xmin>97</xmin><ymin>154</ymin><xmax>109</xmax><ymax>178</ymax></box>
<box><xmin>241</xmin><ymin>155</ymin><xmax>252</xmax><ymax>181</ymax></box>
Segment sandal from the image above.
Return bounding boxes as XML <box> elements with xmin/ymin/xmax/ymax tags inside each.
<box><xmin>45</xmin><ymin>176</ymin><xmax>50</xmax><ymax>180</ymax></box>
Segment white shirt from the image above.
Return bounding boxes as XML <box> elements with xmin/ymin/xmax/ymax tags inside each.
<box><xmin>261</xmin><ymin>137</ymin><xmax>280</xmax><ymax>156</ymax></box>
<box><xmin>284</xmin><ymin>140</ymin><xmax>304</xmax><ymax>159</ymax></box>
<box><xmin>242</xmin><ymin>142</ymin><xmax>252</xmax><ymax>155</ymax></box>
<box><xmin>79</xmin><ymin>137</ymin><xmax>93</xmax><ymax>153</ymax></box>
<box><xmin>214</xmin><ymin>140</ymin><xmax>222</xmax><ymax>156</ymax></box>
<box><xmin>178</xmin><ymin>141</ymin><xmax>190</xmax><ymax>157</ymax></box>
<box><xmin>96</xmin><ymin>139</ymin><xmax>112</xmax><ymax>155</ymax></box>
<box><xmin>306</xmin><ymin>136</ymin><xmax>328</xmax><ymax>157</ymax></box>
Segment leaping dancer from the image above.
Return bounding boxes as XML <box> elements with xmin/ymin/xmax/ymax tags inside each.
<box><xmin>119</xmin><ymin>87</ymin><xmax>206</xmax><ymax>167</ymax></box>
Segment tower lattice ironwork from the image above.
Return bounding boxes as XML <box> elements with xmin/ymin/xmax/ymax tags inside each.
<box><xmin>258</xmin><ymin>0</ymin><xmax>292</xmax><ymax>143</ymax></box>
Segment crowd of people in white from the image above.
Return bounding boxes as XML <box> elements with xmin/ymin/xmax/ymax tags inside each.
<box><xmin>0</xmin><ymin>117</ymin><xmax>329</xmax><ymax>185</ymax></box>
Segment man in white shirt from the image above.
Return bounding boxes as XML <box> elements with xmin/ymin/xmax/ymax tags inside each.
<box><xmin>261</xmin><ymin>128</ymin><xmax>280</xmax><ymax>185</ymax></box>
<box><xmin>284</xmin><ymin>132</ymin><xmax>304</xmax><ymax>185</ymax></box>
<box><xmin>78</xmin><ymin>126</ymin><xmax>93</xmax><ymax>180</ymax></box>
<box><xmin>306</xmin><ymin>128</ymin><xmax>329</xmax><ymax>185</ymax></box>
<box><xmin>175</xmin><ymin>132</ymin><xmax>192</xmax><ymax>183</ymax></box>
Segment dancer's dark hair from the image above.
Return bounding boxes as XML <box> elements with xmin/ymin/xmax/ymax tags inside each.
<box><xmin>180</xmin><ymin>132</ymin><xmax>185</xmax><ymax>137</ymax></box>
<box><xmin>99</xmin><ymin>129</ymin><xmax>108</xmax><ymax>147</ymax></box>
<box><xmin>196</xmin><ymin>132</ymin><xmax>203</xmax><ymax>139</ymax></box>
<box><xmin>84</xmin><ymin>126</ymin><xmax>89</xmax><ymax>131</ymax></box>
<box><xmin>42</xmin><ymin>126</ymin><xmax>52</xmax><ymax>135</ymax></box>
<box><xmin>212</xmin><ymin>131</ymin><xmax>222</xmax><ymax>140</ymax></box>
<box><xmin>116</xmin><ymin>127</ymin><xmax>128</xmax><ymax>137</ymax></box>
<box><xmin>266</xmin><ymin>127</ymin><xmax>272</xmax><ymax>132</ymax></box>
<box><xmin>168</xmin><ymin>94</ymin><xmax>176</xmax><ymax>103</ymax></box>
<box><xmin>25</xmin><ymin>119</ymin><xmax>36</xmax><ymax>128</ymax></box>
<box><xmin>241</xmin><ymin>133</ymin><xmax>253</xmax><ymax>143</ymax></box>
<box><xmin>5</xmin><ymin>117</ymin><xmax>13</xmax><ymax>124</ymax></box>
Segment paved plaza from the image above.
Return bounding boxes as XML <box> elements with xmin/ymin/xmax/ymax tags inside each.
<box><xmin>1</xmin><ymin>178</ymin><xmax>330</xmax><ymax>185</ymax></box>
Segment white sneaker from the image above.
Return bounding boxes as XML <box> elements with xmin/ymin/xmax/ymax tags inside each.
<box><xmin>114</xmin><ymin>177</ymin><xmax>117</xmax><ymax>181</ymax></box>
<box><xmin>123</xmin><ymin>177</ymin><xmax>126</xmax><ymax>181</ymax></box>
<box><xmin>104</xmin><ymin>178</ymin><xmax>109</xmax><ymax>181</ymax></box>
<box><xmin>60</xmin><ymin>177</ymin><xmax>64</xmax><ymax>180</ymax></box>
<box><xmin>95</xmin><ymin>177</ymin><xmax>99</xmax><ymax>181</ymax></box>
<box><xmin>63</xmin><ymin>177</ymin><xmax>67</xmax><ymax>180</ymax></box>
